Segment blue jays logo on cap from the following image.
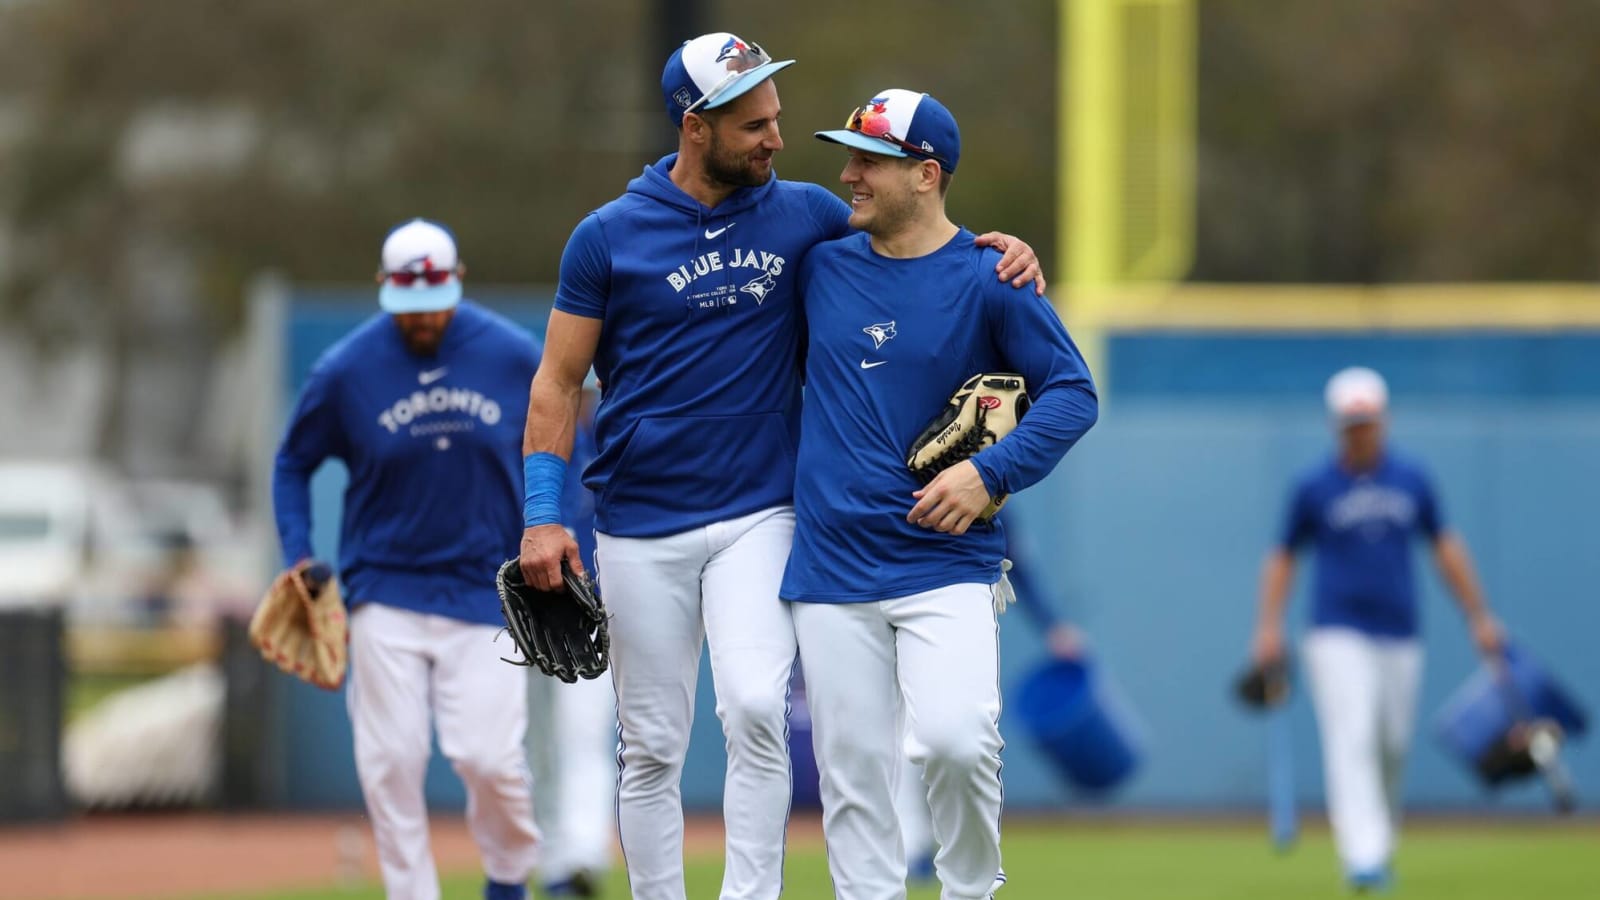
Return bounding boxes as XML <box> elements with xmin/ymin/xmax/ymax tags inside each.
<box><xmin>661</xmin><ymin>32</ymin><xmax>796</xmax><ymax>126</ymax></box>
<box><xmin>815</xmin><ymin>88</ymin><xmax>962</xmax><ymax>173</ymax></box>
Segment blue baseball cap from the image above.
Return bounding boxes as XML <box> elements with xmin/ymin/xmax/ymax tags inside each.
<box><xmin>661</xmin><ymin>32</ymin><xmax>794</xmax><ymax>127</ymax></box>
<box><xmin>815</xmin><ymin>88</ymin><xmax>961</xmax><ymax>173</ymax></box>
<box><xmin>377</xmin><ymin>219</ymin><xmax>462</xmax><ymax>314</ymax></box>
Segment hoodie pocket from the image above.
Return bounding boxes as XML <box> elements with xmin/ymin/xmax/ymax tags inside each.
<box><xmin>603</xmin><ymin>412</ymin><xmax>798</xmax><ymax>519</ymax></box>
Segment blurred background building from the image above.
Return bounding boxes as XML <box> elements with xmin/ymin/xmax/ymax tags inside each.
<box><xmin>0</xmin><ymin>0</ymin><xmax>1595</xmax><ymax>818</ymax></box>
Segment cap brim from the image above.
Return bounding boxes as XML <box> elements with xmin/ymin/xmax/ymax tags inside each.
<box><xmin>814</xmin><ymin>129</ymin><xmax>908</xmax><ymax>158</ymax></box>
<box><xmin>701</xmin><ymin>59</ymin><xmax>796</xmax><ymax>110</ymax></box>
<box><xmin>379</xmin><ymin>280</ymin><xmax>461</xmax><ymax>313</ymax></box>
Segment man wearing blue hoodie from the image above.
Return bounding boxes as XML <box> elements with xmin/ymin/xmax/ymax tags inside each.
<box><xmin>516</xmin><ymin>34</ymin><xmax>1043</xmax><ymax>900</ymax></box>
<box><xmin>274</xmin><ymin>219</ymin><xmax>542</xmax><ymax>900</ymax></box>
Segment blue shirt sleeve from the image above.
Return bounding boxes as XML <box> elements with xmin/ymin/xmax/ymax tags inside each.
<box><xmin>272</xmin><ymin>358</ymin><xmax>346</xmax><ymax>567</ymax></box>
<box><xmin>969</xmin><ymin>268</ymin><xmax>1099</xmax><ymax>496</ymax></box>
<box><xmin>1279</xmin><ymin>480</ymin><xmax>1316</xmax><ymax>551</ymax></box>
<box><xmin>552</xmin><ymin>214</ymin><xmax>612</xmax><ymax>319</ymax></box>
<box><xmin>804</xmin><ymin>184</ymin><xmax>853</xmax><ymax>241</ymax></box>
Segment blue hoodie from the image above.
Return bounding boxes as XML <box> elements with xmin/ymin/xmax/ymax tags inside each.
<box><xmin>272</xmin><ymin>301</ymin><xmax>541</xmax><ymax>625</ymax></box>
<box><xmin>554</xmin><ymin>154</ymin><xmax>852</xmax><ymax>537</ymax></box>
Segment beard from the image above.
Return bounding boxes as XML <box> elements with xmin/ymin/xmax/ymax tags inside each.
<box><xmin>704</xmin><ymin>130</ymin><xmax>773</xmax><ymax>188</ymax></box>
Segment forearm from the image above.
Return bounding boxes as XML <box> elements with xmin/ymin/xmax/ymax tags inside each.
<box><xmin>271</xmin><ymin>457</ymin><xmax>317</xmax><ymax>568</ymax></box>
<box><xmin>1435</xmin><ymin>532</ymin><xmax>1492</xmax><ymax>621</ymax></box>
<box><xmin>972</xmin><ymin>383</ymin><xmax>1098</xmax><ymax>495</ymax></box>
<box><xmin>1256</xmin><ymin>549</ymin><xmax>1296</xmax><ymax>633</ymax></box>
<box><xmin>523</xmin><ymin>370</ymin><xmax>582</xmax><ymax>460</ymax></box>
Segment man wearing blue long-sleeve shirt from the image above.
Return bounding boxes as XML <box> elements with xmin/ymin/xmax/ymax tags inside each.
<box><xmin>273</xmin><ymin>219</ymin><xmax>542</xmax><ymax>900</ymax></box>
<box><xmin>782</xmin><ymin>90</ymin><xmax>1098</xmax><ymax>900</ymax></box>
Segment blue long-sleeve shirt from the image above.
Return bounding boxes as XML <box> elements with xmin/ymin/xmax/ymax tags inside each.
<box><xmin>272</xmin><ymin>301</ymin><xmax>541</xmax><ymax>625</ymax></box>
<box><xmin>781</xmin><ymin>228</ymin><xmax>1098</xmax><ymax>603</ymax></box>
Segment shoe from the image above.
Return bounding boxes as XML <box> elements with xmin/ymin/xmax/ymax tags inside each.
<box><xmin>1347</xmin><ymin>866</ymin><xmax>1391</xmax><ymax>893</ymax></box>
<box><xmin>485</xmin><ymin>880</ymin><xmax>527</xmax><ymax>900</ymax></box>
<box><xmin>543</xmin><ymin>869</ymin><xmax>600</xmax><ymax>898</ymax></box>
<box><xmin>908</xmin><ymin>851</ymin><xmax>936</xmax><ymax>885</ymax></box>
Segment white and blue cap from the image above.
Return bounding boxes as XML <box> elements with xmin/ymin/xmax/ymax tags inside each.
<box><xmin>377</xmin><ymin>218</ymin><xmax>462</xmax><ymax>314</ymax></box>
<box><xmin>1325</xmin><ymin>366</ymin><xmax>1389</xmax><ymax>425</ymax></box>
<box><xmin>815</xmin><ymin>88</ymin><xmax>961</xmax><ymax>173</ymax></box>
<box><xmin>662</xmin><ymin>32</ymin><xmax>794</xmax><ymax>127</ymax></box>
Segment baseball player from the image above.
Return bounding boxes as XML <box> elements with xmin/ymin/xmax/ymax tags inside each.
<box><xmin>528</xmin><ymin>379</ymin><xmax>617</xmax><ymax>899</ymax></box>
<box><xmin>515</xmin><ymin>34</ymin><xmax>1044</xmax><ymax>900</ymax></box>
<box><xmin>1248</xmin><ymin>366</ymin><xmax>1506</xmax><ymax>892</ymax></box>
<box><xmin>895</xmin><ymin>520</ymin><xmax>1084</xmax><ymax>883</ymax></box>
<box><xmin>273</xmin><ymin>219</ymin><xmax>542</xmax><ymax>900</ymax></box>
<box><xmin>784</xmin><ymin>89</ymin><xmax>1098</xmax><ymax>900</ymax></box>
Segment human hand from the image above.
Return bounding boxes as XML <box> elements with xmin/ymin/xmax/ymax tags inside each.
<box><xmin>520</xmin><ymin>524</ymin><xmax>583</xmax><ymax>591</ymax></box>
<box><xmin>907</xmin><ymin>460</ymin><xmax>993</xmax><ymax>536</ymax></box>
<box><xmin>973</xmin><ymin>231</ymin><xmax>1046</xmax><ymax>295</ymax></box>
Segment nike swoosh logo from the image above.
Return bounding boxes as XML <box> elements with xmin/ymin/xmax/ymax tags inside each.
<box><xmin>418</xmin><ymin>367</ymin><xmax>449</xmax><ymax>385</ymax></box>
<box><xmin>704</xmin><ymin>223</ymin><xmax>736</xmax><ymax>239</ymax></box>
<box><xmin>859</xmin><ymin>359</ymin><xmax>888</xmax><ymax>369</ymax></box>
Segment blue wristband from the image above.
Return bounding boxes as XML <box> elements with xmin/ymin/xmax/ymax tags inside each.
<box><xmin>522</xmin><ymin>452</ymin><xmax>567</xmax><ymax>528</ymax></box>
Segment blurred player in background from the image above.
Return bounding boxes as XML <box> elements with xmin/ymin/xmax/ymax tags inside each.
<box><xmin>896</xmin><ymin>518</ymin><xmax>1083</xmax><ymax>882</ymax></box>
<box><xmin>527</xmin><ymin>377</ymin><xmax>617</xmax><ymax>899</ymax></box>
<box><xmin>515</xmin><ymin>33</ymin><xmax>1041</xmax><ymax>900</ymax></box>
<box><xmin>785</xmin><ymin>89</ymin><xmax>1097</xmax><ymax>900</ymax></box>
<box><xmin>273</xmin><ymin>219</ymin><xmax>541</xmax><ymax>900</ymax></box>
<box><xmin>1248</xmin><ymin>365</ymin><xmax>1506</xmax><ymax>892</ymax></box>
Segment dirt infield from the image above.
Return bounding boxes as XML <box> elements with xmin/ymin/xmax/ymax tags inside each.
<box><xmin>0</xmin><ymin>811</ymin><xmax>820</xmax><ymax>899</ymax></box>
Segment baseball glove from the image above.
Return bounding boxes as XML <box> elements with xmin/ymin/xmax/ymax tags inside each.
<box><xmin>495</xmin><ymin>558</ymin><xmax>610</xmax><ymax>684</ymax></box>
<box><xmin>1234</xmin><ymin>658</ymin><xmax>1292</xmax><ymax>711</ymax></box>
<box><xmin>248</xmin><ymin>561</ymin><xmax>348</xmax><ymax>690</ymax></box>
<box><xmin>906</xmin><ymin>372</ymin><xmax>1031</xmax><ymax>522</ymax></box>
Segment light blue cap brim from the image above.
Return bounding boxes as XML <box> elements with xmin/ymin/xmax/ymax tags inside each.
<box><xmin>814</xmin><ymin>129</ymin><xmax>908</xmax><ymax>158</ymax></box>
<box><xmin>702</xmin><ymin>59</ymin><xmax>796</xmax><ymax>110</ymax></box>
<box><xmin>379</xmin><ymin>280</ymin><xmax>461</xmax><ymax>313</ymax></box>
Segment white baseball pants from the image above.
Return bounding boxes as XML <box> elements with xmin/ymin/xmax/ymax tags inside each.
<box><xmin>347</xmin><ymin>603</ymin><xmax>541</xmax><ymax>900</ymax></box>
<box><xmin>792</xmin><ymin>582</ymin><xmax>1005</xmax><ymax>900</ymax></box>
<box><xmin>526</xmin><ymin>670</ymin><xmax>619</xmax><ymax>883</ymax></box>
<box><xmin>595</xmin><ymin>505</ymin><xmax>798</xmax><ymax>900</ymax></box>
<box><xmin>1302</xmin><ymin>627</ymin><xmax>1423</xmax><ymax>876</ymax></box>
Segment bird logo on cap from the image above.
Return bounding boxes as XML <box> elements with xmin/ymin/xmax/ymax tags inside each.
<box><xmin>715</xmin><ymin>37</ymin><xmax>767</xmax><ymax>73</ymax></box>
<box><xmin>851</xmin><ymin>98</ymin><xmax>893</xmax><ymax>138</ymax></box>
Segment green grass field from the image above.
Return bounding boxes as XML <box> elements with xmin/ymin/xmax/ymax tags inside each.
<box><xmin>202</xmin><ymin>820</ymin><xmax>1598</xmax><ymax>900</ymax></box>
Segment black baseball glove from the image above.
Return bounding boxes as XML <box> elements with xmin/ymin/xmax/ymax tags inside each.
<box><xmin>905</xmin><ymin>372</ymin><xmax>1031</xmax><ymax>523</ymax></box>
<box><xmin>495</xmin><ymin>558</ymin><xmax>610</xmax><ymax>684</ymax></box>
<box><xmin>1234</xmin><ymin>658</ymin><xmax>1292</xmax><ymax>710</ymax></box>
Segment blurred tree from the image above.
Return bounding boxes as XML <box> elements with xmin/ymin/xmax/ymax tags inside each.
<box><xmin>2</xmin><ymin>0</ymin><xmax>1597</xmax><ymax>469</ymax></box>
<box><xmin>1194</xmin><ymin>0</ymin><xmax>1600</xmax><ymax>281</ymax></box>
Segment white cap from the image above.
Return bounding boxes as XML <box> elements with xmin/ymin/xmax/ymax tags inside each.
<box><xmin>378</xmin><ymin>218</ymin><xmax>462</xmax><ymax>313</ymax></box>
<box><xmin>1325</xmin><ymin>366</ymin><xmax>1388</xmax><ymax>424</ymax></box>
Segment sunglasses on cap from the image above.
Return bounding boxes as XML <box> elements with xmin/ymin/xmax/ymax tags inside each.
<box><xmin>845</xmin><ymin>105</ymin><xmax>949</xmax><ymax>167</ymax></box>
<box><xmin>683</xmin><ymin>40</ymin><xmax>773</xmax><ymax>115</ymax></box>
<box><xmin>377</xmin><ymin>268</ymin><xmax>455</xmax><ymax>287</ymax></box>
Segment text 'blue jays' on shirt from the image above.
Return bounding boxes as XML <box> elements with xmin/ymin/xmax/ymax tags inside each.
<box><xmin>1279</xmin><ymin>452</ymin><xmax>1444</xmax><ymax>638</ymax></box>
<box><xmin>553</xmin><ymin>154</ymin><xmax>852</xmax><ymax>538</ymax></box>
<box><xmin>781</xmin><ymin>228</ymin><xmax>1099</xmax><ymax>604</ymax></box>
<box><xmin>272</xmin><ymin>302</ymin><xmax>541</xmax><ymax>626</ymax></box>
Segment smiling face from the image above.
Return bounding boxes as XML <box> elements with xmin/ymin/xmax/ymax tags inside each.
<box><xmin>839</xmin><ymin>148</ymin><xmax>929</xmax><ymax>237</ymax></box>
<box><xmin>691</xmin><ymin>78</ymin><xmax>785</xmax><ymax>189</ymax></box>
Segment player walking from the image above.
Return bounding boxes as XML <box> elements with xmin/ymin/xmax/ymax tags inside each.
<box><xmin>783</xmin><ymin>90</ymin><xmax>1098</xmax><ymax>900</ymax></box>
<box><xmin>273</xmin><ymin>219</ymin><xmax>542</xmax><ymax>900</ymax></box>
<box><xmin>515</xmin><ymin>34</ymin><xmax>1044</xmax><ymax>900</ymax></box>
<box><xmin>1248</xmin><ymin>366</ymin><xmax>1506</xmax><ymax>892</ymax></box>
